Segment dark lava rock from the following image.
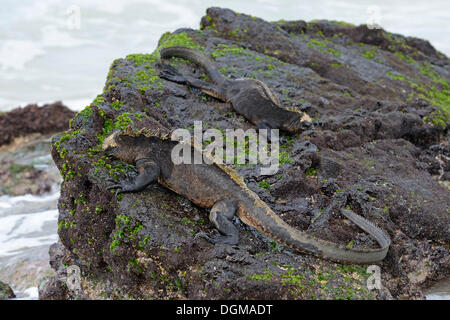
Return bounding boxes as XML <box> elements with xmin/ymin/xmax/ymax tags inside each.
<box><xmin>0</xmin><ymin>101</ymin><xmax>75</xmax><ymax>147</ymax></box>
<box><xmin>0</xmin><ymin>281</ymin><xmax>15</xmax><ymax>300</ymax></box>
<box><xmin>38</xmin><ymin>277</ymin><xmax>69</xmax><ymax>300</ymax></box>
<box><xmin>45</xmin><ymin>7</ymin><xmax>449</xmax><ymax>300</ymax></box>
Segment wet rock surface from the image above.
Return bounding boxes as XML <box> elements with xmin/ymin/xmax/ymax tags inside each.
<box><xmin>43</xmin><ymin>7</ymin><xmax>449</xmax><ymax>299</ymax></box>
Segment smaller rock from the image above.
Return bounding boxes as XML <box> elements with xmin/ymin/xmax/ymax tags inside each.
<box><xmin>277</xmin><ymin>20</ymin><xmax>307</xmax><ymax>34</ymax></box>
<box><xmin>0</xmin><ymin>101</ymin><xmax>75</xmax><ymax>147</ymax></box>
<box><xmin>38</xmin><ymin>276</ymin><xmax>68</xmax><ymax>300</ymax></box>
<box><xmin>0</xmin><ymin>281</ymin><xmax>15</xmax><ymax>300</ymax></box>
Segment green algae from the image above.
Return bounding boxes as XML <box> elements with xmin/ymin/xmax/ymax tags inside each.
<box><xmin>361</xmin><ymin>47</ymin><xmax>379</xmax><ymax>60</ymax></box>
<box><xmin>110</xmin><ymin>214</ymin><xmax>143</xmax><ymax>253</ymax></box>
<box><xmin>121</xmin><ymin>32</ymin><xmax>205</xmax><ymax>92</ymax></box>
<box><xmin>307</xmin><ymin>37</ymin><xmax>342</xmax><ymax>57</ymax></box>
<box><xmin>386</xmin><ymin>66</ymin><xmax>449</xmax><ymax>121</ymax></box>
<box><xmin>210</xmin><ymin>43</ymin><xmax>285</xmax><ymax>66</ymax></box>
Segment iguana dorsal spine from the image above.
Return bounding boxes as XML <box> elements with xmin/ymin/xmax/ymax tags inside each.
<box><xmin>103</xmin><ymin>130</ymin><xmax>391</xmax><ymax>264</ymax></box>
<box><xmin>159</xmin><ymin>46</ymin><xmax>312</xmax><ymax>133</ymax></box>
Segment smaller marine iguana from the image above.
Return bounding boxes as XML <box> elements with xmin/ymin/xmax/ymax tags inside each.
<box><xmin>102</xmin><ymin>128</ymin><xmax>391</xmax><ymax>264</ymax></box>
<box><xmin>158</xmin><ymin>46</ymin><xmax>312</xmax><ymax>134</ymax></box>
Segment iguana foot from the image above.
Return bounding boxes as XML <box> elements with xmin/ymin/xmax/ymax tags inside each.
<box><xmin>106</xmin><ymin>181</ymin><xmax>137</xmax><ymax>196</ymax></box>
<box><xmin>195</xmin><ymin>231</ymin><xmax>238</xmax><ymax>245</ymax></box>
<box><xmin>105</xmin><ymin>172</ymin><xmax>135</xmax><ymax>184</ymax></box>
<box><xmin>207</xmin><ymin>199</ymin><xmax>239</xmax><ymax>245</ymax></box>
<box><xmin>106</xmin><ymin>176</ymin><xmax>135</xmax><ymax>196</ymax></box>
<box><xmin>158</xmin><ymin>63</ymin><xmax>187</xmax><ymax>84</ymax></box>
<box><xmin>106</xmin><ymin>177</ymin><xmax>118</xmax><ymax>184</ymax></box>
<box><xmin>279</xmin><ymin>136</ymin><xmax>288</xmax><ymax>145</ymax></box>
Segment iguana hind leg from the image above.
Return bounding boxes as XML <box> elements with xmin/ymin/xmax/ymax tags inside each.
<box><xmin>202</xmin><ymin>199</ymin><xmax>239</xmax><ymax>245</ymax></box>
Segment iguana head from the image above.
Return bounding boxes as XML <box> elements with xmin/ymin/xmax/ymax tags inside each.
<box><xmin>284</xmin><ymin>112</ymin><xmax>313</xmax><ymax>133</ymax></box>
<box><xmin>102</xmin><ymin>130</ymin><xmax>123</xmax><ymax>159</ymax></box>
<box><xmin>102</xmin><ymin>125</ymin><xmax>173</xmax><ymax>164</ymax></box>
<box><xmin>102</xmin><ymin>129</ymin><xmax>146</xmax><ymax>164</ymax></box>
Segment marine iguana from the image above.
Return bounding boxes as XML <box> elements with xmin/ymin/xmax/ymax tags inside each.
<box><xmin>158</xmin><ymin>46</ymin><xmax>312</xmax><ymax>133</ymax></box>
<box><xmin>102</xmin><ymin>128</ymin><xmax>391</xmax><ymax>264</ymax></box>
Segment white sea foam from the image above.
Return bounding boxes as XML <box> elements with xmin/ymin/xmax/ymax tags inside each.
<box><xmin>0</xmin><ymin>209</ymin><xmax>59</xmax><ymax>257</ymax></box>
<box><xmin>426</xmin><ymin>293</ymin><xmax>450</xmax><ymax>300</ymax></box>
<box><xmin>0</xmin><ymin>190</ymin><xmax>60</xmax><ymax>210</ymax></box>
<box><xmin>425</xmin><ymin>279</ymin><xmax>450</xmax><ymax>300</ymax></box>
<box><xmin>0</xmin><ymin>188</ymin><xmax>60</xmax><ymax>257</ymax></box>
<box><xmin>23</xmin><ymin>287</ymin><xmax>39</xmax><ymax>300</ymax></box>
<box><xmin>11</xmin><ymin>287</ymin><xmax>39</xmax><ymax>300</ymax></box>
<box><xmin>0</xmin><ymin>40</ymin><xmax>45</xmax><ymax>71</ymax></box>
<box><xmin>63</xmin><ymin>98</ymin><xmax>95</xmax><ymax>111</ymax></box>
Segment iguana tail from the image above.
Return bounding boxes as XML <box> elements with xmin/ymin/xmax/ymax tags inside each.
<box><xmin>160</xmin><ymin>46</ymin><xmax>228</xmax><ymax>86</ymax></box>
<box><xmin>238</xmin><ymin>192</ymin><xmax>391</xmax><ymax>264</ymax></box>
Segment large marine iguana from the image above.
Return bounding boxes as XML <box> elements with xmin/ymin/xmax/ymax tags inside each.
<box><xmin>158</xmin><ymin>46</ymin><xmax>312</xmax><ymax>133</ymax></box>
<box><xmin>102</xmin><ymin>128</ymin><xmax>391</xmax><ymax>264</ymax></box>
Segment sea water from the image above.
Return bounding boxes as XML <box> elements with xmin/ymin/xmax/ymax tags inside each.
<box><xmin>0</xmin><ymin>0</ymin><xmax>449</xmax><ymax>112</ymax></box>
<box><xmin>0</xmin><ymin>188</ymin><xmax>60</xmax><ymax>299</ymax></box>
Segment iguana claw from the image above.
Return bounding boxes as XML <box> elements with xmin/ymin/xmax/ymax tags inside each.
<box><xmin>158</xmin><ymin>63</ymin><xmax>187</xmax><ymax>84</ymax></box>
<box><xmin>106</xmin><ymin>184</ymin><xmax>125</xmax><ymax>197</ymax></box>
<box><xmin>106</xmin><ymin>184</ymin><xmax>121</xmax><ymax>191</ymax></box>
<box><xmin>194</xmin><ymin>231</ymin><xmax>211</xmax><ymax>242</ymax></box>
<box><xmin>194</xmin><ymin>230</ymin><xmax>238</xmax><ymax>245</ymax></box>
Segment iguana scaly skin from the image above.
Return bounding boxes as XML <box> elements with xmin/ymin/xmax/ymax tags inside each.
<box><xmin>102</xmin><ymin>128</ymin><xmax>391</xmax><ymax>264</ymax></box>
<box><xmin>158</xmin><ymin>46</ymin><xmax>312</xmax><ymax>133</ymax></box>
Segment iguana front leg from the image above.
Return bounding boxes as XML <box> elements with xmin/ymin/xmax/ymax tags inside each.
<box><xmin>158</xmin><ymin>63</ymin><xmax>226</xmax><ymax>101</ymax></box>
<box><xmin>107</xmin><ymin>159</ymin><xmax>160</xmax><ymax>196</ymax></box>
<box><xmin>198</xmin><ymin>199</ymin><xmax>239</xmax><ymax>245</ymax></box>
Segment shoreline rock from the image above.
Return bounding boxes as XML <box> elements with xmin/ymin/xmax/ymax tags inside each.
<box><xmin>0</xmin><ymin>101</ymin><xmax>75</xmax><ymax>147</ymax></box>
<box><xmin>43</xmin><ymin>7</ymin><xmax>449</xmax><ymax>299</ymax></box>
<box><xmin>0</xmin><ymin>102</ymin><xmax>74</xmax><ymax>196</ymax></box>
<box><xmin>0</xmin><ymin>134</ymin><xmax>60</xmax><ymax>196</ymax></box>
<box><xmin>0</xmin><ymin>281</ymin><xmax>15</xmax><ymax>300</ymax></box>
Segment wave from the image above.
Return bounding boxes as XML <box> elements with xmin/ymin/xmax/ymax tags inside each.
<box><xmin>0</xmin><ymin>209</ymin><xmax>59</xmax><ymax>257</ymax></box>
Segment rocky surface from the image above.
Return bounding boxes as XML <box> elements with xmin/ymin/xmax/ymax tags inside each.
<box><xmin>42</xmin><ymin>7</ymin><xmax>449</xmax><ymax>300</ymax></box>
<box><xmin>0</xmin><ymin>281</ymin><xmax>15</xmax><ymax>300</ymax></box>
